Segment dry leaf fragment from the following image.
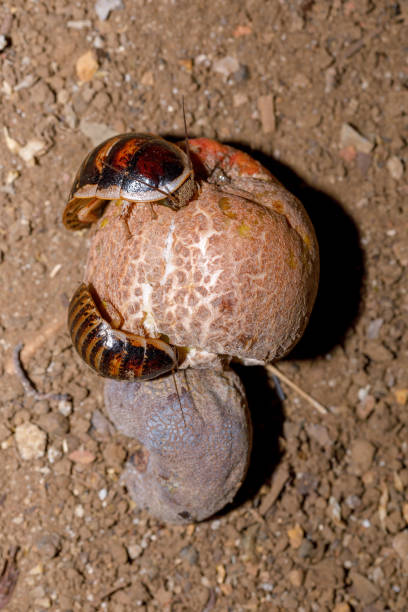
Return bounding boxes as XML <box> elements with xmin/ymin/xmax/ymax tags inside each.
<box><xmin>68</xmin><ymin>449</ymin><xmax>95</xmax><ymax>464</ymax></box>
<box><xmin>76</xmin><ymin>50</ymin><xmax>98</xmax><ymax>82</ymax></box>
<box><xmin>233</xmin><ymin>25</ymin><xmax>252</xmax><ymax>37</ymax></box>
<box><xmin>287</xmin><ymin>523</ymin><xmax>303</xmax><ymax>549</ymax></box>
<box><xmin>394</xmin><ymin>389</ymin><xmax>408</xmax><ymax>405</ymax></box>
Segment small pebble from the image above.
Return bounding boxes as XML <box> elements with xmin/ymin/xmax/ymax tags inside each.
<box><xmin>393</xmin><ymin>530</ymin><xmax>408</xmax><ymax>565</ymax></box>
<box><xmin>102</xmin><ymin>441</ymin><xmax>126</xmax><ymax>466</ymax></box>
<box><xmin>393</xmin><ymin>240</ymin><xmax>408</xmax><ymax>267</ymax></box>
<box><xmin>127</xmin><ymin>543</ymin><xmax>143</xmax><ymax>560</ymax></box>
<box><xmin>47</xmin><ymin>446</ymin><xmax>62</xmax><ymax>464</ymax></box>
<box><xmin>92</xmin><ymin>91</ymin><xmax>111</xmax><ymax>110</ymax></box>
<box><xmin>79</xmin><ymin>119</ymin><xmax>117</xmax><ymax>146</ymax></box>
<box><xmin>233</xmin><ymin>64</ymin><xmax>250</xmax><ymax>82</ymax></box>
<box><xmin>98</xmin><ymin>488</ymin><xmax>107</xmax><ymax>501</ymax></box>
<box><xmin>333</xmin><ymin>604</ymin><xmax>351</xmax><ymax>612</ymax></box>
<box><xmin>75</xmin><ymin>504</ymin><xmax>85</xmax><ymax>518</ymax></box>
<box><xmin>293</xmin><ymin>73</ymin><xmax>310</xmax><ymax>88</ymax></box>
<box><xmin>349</xmin><ymin>439</ymin><xmax>375</xmax><ymax>474</ymax></box>
<box><xmin>38</xmin><ymin>413</ymin><xmax>69</xmax><ymax>436</ymax></box>
<box><xmin>298</xmin><ymin>538</ymin><xmax>314</xmax><ymax>558</ymax></box>
<box><xmin>350</xmin><ymin>571</ymin><xmax>380</xmax><ymax>604</ymax></box>
<box><xmin>340</xmin><ymin>123</ymin><xmax>374</xmax><ymax>154</ymax></box>
<box><xmin>179</xmin><ymin>544</ymin><xmax>199</xmax><ymax>566</ymax></box>
<box><xmin>233</xmin><ymin>93</ymin><xmax>248</xmax><ymax>107</ymax></box>
<box><xmin>95</xmin><ymin>0</ymin><xmax>124</xmax><ymax>21</ymax></box>
<box><xmin>140</xmin><ymin>70</ymin><xmax>154</xmax><ymax>87</ymax></box>
<box><xmin>363</xmin><ymin>340</ymin><xmax>393</xmax><ymax>363</ymax></box>
<box><xmin>35</xmin><ymin>533</ymin><xmax>61</xmax><ymax>559</ymax></box>
<box><xmin>108</xmin><ymin>542</ymin><xmax>127</xmax><ymax>566</ymax></box>
<box><xmin>258</xmin><ymin>94</ymin><xmax>275</xmax><ymax>133</ymax></box>
<box><xmin>67</xmin><ymin>20</ymin><xmax>92</xmax><ymax>29</ymax></box>
<box><xmin>213</xmin><ymin>56</ymin><xmax>240</xmax><ymax>77</ymax></box>
<box><xmin>366</xmin><ymin>318</ymin><xmax>383</xmax><ymax>340</ymax></box>
<box><xmin>394</xmin><ymin>389</ymin><xmax>408</xmax><ymax>405</ymax></box>
<box><xmin>328</xmin><ymin>496</ymin><xmax>343</xmax><ymax>526</ymax></box>
<box><xmin>15</xmin><ymin>423</ymin><xmax>47</xmax><ymax>460</ymax></box>
<box><xmin>34</xmin><ymin>597</ymin><xmax>51</xmax><ymax>609</ymax></box>
<box><xmin>306</xmin><ymin>423</ymin><xmax>333</xmax><ymax>449</ymax></box>
<box><xmin>287</xmin><ymin>523</ymin><xmax>303</xmax><ymax>549</ymax></box>
<box><xmin>58</xmin><ymin>400</ymin><xmax>72</xmax><ymax>417</ymax></box>
<box><xmin>288</xmin><ymin>569</ymin><xmax>303</xmax><ymax>587</ymax></box>
<box><xmin>216</xmin><ymin>563</ymin><xmax>226</xmax><ymax>584</ymax></box>
<box><xmin>386</xmin><ymin>156</ymin><xmax>404</xmax><ymax>180</ymax></box>
<box><xmin>0</xmin><ymin>35</ymin><xmax>8</xmax><ymax>51</ymax></box>
<box><xmin>0</xmin><ymin>423</ymin><xmax>10</xmax><ymax>442</ymax></box>
<box><xmin>357</xmin><ymin>394</ymin><xmax>375</xmax><ymax>419</ymax></box>
<box><xmin>76</xmin><ymin>51</ymin><xmax>98</xmax><ymax>82</ymax></box>
<box><xmin>91</xmin><ymin>409</ymin><xmax>114</xmax><ymax>435</ymax></box>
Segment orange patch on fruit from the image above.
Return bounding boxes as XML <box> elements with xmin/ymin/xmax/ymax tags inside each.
<box><xmin>228</xmin><ymin>151</ymin><xmax>267</xmax><ymax>177</ymax></box>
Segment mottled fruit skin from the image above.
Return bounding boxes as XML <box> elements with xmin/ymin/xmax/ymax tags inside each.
<box><xmin>104</xmin><ymin>368</ymin><xmax>252</xmax><ymax>524</ymax></box>
<box><xmin>68</xmin><ymin>283</ymin><xmax>177</xmax><ymax>380</ymax></box>
<box><xmin>63</xmin><ymin>133</ymin><xmax>195</xmax><ymax>230</ymax></box>
<box><xmin>86</xmin><ymin>138</ymin><xmax>319</xmax><ymax>367</ymax></box>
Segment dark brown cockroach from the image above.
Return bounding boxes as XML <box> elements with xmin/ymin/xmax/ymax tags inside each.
<box><xmin>68</xmin><ymin>283</ymin><xmax>178</xmax><ymax>381</ymax></box>
<box><xmin>63</xmin><ymin>132</ymin><xmax>196</xmax><ymax>231</ymax></box>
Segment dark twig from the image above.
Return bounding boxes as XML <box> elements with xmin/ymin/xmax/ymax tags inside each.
<box><xmin>13</xmin><ymin>343</ymin><xmax>71</xmax><ymax>402</ymax></box>
<box><xmin>266</xmin><ymin>364</ymin><xmax>327</xmax><ymax>415</ymax></box>
<box><xmin>270</xmin><ymin>374</ymin><xmax>286</xmax><ymax>402</ymax></box>
<box><xmin>0</xmin><ymin>547</ymin><xmax>19</xmax><ymax>610</ymax></box>
<box><xmin>201</xmin><ymin>588</ymin><xmax>217</xmax><ymax>612</ymax></box>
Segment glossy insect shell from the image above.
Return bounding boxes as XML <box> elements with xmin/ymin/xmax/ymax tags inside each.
<box><xmin>63</xmin><ymin>133</ymin><xmax>194</xmax><ymax>230</ymax></box>
<box><xmin>68</xmin><ymin>283</ymin><xmax>178</xmax><ymax>381</ymax></box>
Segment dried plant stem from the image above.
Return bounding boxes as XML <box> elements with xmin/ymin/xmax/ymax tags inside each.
<box><xmin>0</xmin><ymin>546</ymin><xmax>19</xmax><ymax>610</ymax></box>
<box><xmin>12</xmin><ymin>342</ymin><xmax>71</xmax><ymax>402</ymax></box>
<box><xmin>5</xmin><ymin>315</ymin><xmax>65</xmax><ymax>375</ymax></box>
<box><xmin>266</xmin><ymin>364</ymin><xmax>327</xmax><ymax>415</ymax></box>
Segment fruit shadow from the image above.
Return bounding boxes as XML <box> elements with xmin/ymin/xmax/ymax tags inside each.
<box><xmin>217</xmin><ymin>144</ymin><xmax>365</xmax><ymax>512</ymax></box>
<box><xmin>223</xmin><ymin>363</ymin><xmax>285</xmax><ymax>513</ymax></box>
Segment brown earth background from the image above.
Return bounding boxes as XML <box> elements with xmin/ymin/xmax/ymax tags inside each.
<box><xmin>0</xmin><ymin>1</ymin><xmax>407</xmax><ymax>610</ymax></box>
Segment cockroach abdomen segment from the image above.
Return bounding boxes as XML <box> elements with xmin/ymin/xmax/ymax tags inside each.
<box><xmin>67</xmin><ymin>283</ymin><xmax>178</xmax><ymax>381</ymax></box>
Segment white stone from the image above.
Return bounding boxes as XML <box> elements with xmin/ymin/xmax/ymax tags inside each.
<box><xmin>340</xmin><ymin>123</ymin><xmax>374</xmax><ymax>153</ymax></box>
<box><xmin>213</xmin><ymin>56</ymin><xmax>240</xmax><ymax>77</ymax></box>
<box><xmin>15</xmin><ymin>423</ymin><xmax>47</xmax><ymax>460</ymax></box>
<box><xmin>75</xmin><ymin>504</ymin><xmax>85</xmax><ymax>518</ymax></box>
<box><xmin>386</xmin><ymin>156</ymin><xmax>404</xmax><ymax>180</ymax></box>
<box><xmin>98</xmin><ymin>488</ymin><xmax>107</xmax><ymax>501</ymax></box>
<box><xmin>95</xmin><ymin>0</ymin><xmax>123</xmax><ymax>21</ymax></box>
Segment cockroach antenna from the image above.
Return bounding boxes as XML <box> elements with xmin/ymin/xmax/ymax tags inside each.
<box><xmin>182</xmin><ymin>96</ymin><xmax>193</xmax><ymax>172</ymax></box>
<box><xmin>171</xmin><ymin>369</ymin><xmax>186</xmax><ymax>427</ymax></box>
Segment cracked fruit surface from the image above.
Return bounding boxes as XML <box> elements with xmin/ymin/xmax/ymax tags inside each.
<box><xmin>85</xmin><ymin>138</ymin><xmax>319</xmax><ymax>367</ymax></box>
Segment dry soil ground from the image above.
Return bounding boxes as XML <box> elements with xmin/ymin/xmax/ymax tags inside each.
<box><xmin>0</xmin><ymin>1</ymin><xmax>407</xmax><ymax>611</ymax></box>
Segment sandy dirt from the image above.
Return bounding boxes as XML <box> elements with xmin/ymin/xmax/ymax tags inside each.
<box><xmin>0</xmin><ymin>1</ymin><xmax>407</xmax><ymax>610</ymax></box>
